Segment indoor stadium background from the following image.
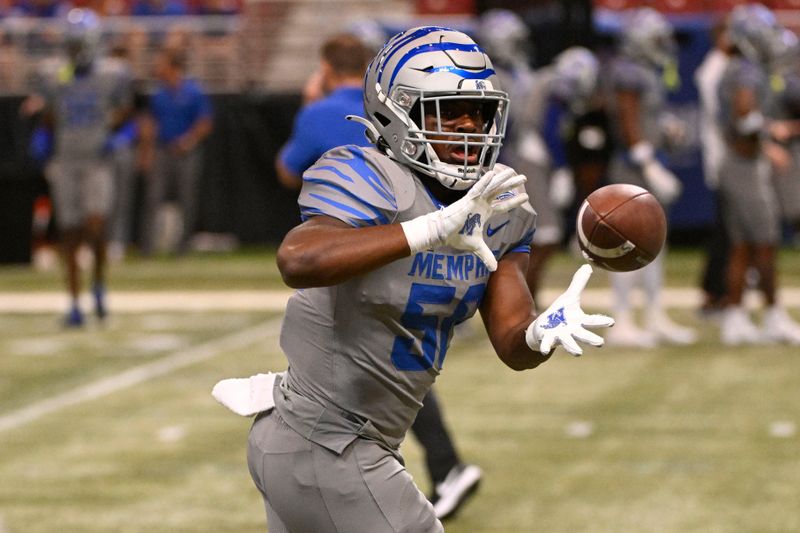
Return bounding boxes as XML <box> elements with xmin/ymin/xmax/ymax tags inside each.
<box><xmin>1</xmin><ymin>2</ymin><xmax>799</xmax><ymax>532</ymax></box>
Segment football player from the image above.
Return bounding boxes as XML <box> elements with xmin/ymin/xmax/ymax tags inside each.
<box><xmin>31</xmin><ymin>8</ymin><xmax>133</xmax><ymax>326</ymax></box>
<box><xmin>245</xmin><ymin>27</ymin><xmax>614</xmax><ymax>532</ymax></box>
<box><xmin>603</xmin><ymin>7</ymin><xmax>697</xmax><ymax>348</ymax></box>
<box><xmin>716</xmin><ymin>4</ymin><xmax>800</xmax><ymax>345</ymax></box>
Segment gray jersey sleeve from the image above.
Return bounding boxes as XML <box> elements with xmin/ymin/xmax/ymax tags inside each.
<box><xmin>299</xmin><ymin>145</ymin><xmax>400</xmax><ymax>226</ymax></box>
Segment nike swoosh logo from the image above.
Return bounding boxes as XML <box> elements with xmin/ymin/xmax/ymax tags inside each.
<box><xmin>486</xmin><ymin>221</ymin><xmax>510</xmax><ymax>237</ymax></box>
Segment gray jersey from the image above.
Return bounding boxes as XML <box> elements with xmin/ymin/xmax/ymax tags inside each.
<box><xmin>606</xmin><ymin>56</ymin><xmax>666</xmax><ymax>150</ymax></box>
<box><xmin>37</xmin><ymin>57</ymin><xmax>133</xmax><ymax>159</ymax></box>
<box><xmin>280</xmin><ymin>145</ymin><xmax>535</xmax><ymax>444</ymax></box>
<box><xmin>717</xmin><ymin>56</ymin><xmax>770</xmax><ymax>142</ymax></box>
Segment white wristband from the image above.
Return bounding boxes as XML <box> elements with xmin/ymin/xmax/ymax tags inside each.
<box><xmin>629</xmin><ymin>141</ymin><xmax>655</xmax><ymax>166</ymax></box>
<box><xmin>401</xmin><ymin>215</ymin><xmax>442</xmax><ymax>254</ymax></box>
<box><xmin>736</xmin><ymin>111</ymin><xmax>764</xmax><ymax>136</ymax></box>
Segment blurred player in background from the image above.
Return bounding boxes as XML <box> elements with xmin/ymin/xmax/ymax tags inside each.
<box><xmin>274</xmin><ymin>31</ymin><xmax>483</xmax><ymax>520</ymax></box>
<box><xmin>603</xmin><ymin>7</ymin><xmax>697</xmax><ymax>348</ymax></box>
<box><xmin>140</xmin><ymin>46</ymin><xmax>213</xmax><ymax>256</ymax></box>
<box><xmin>716</xmin><ymin>3</ymin><xmax>800</xmax><ymax>345</ymax></box>
<box><xmin>767</xmin><ymin>28</ymin><xmax>800</xmax><ymax>244</ymax></box>
<box><xmin>696</xmin><ymin>16</ymin><xmax>733</xmax><ymax>318</ymax></box>
<box><xmin>245</xmin><ymin>27</ymin><xmax>614</xmax><ymax>532</ymax></box>
<box><xmin>27</xmin><ymin>8</ymin><xmax>133</xmax><ymax>326</ymax></box>
<box><xmin>477</xmin><ymin>9</ymin><xmax>600</xmax><ymax>309</ymax></box>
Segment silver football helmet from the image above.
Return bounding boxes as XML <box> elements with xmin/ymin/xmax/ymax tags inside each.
<box><xmin>359</xmin><ymin>26</ymin><xmax>509</xmax><ymax>190</ymax></box>
<box><xmin>64</xmin><ymin>8</ymin><xmax>102</xmax><ymax>69</ymax></box>
<box><xmin>551</xmin><ymin>46</ymin><xmax>599</xmax><ymax>113</ymax></box>
<box><xmin>729</xmin><ymin>3</ymin><xmax>786</xmax><ymax>66</ymax></box>
<box><xmin>620</xmin><ymin>7</ymin><xmax>676</xmax><ymax>68</ymax></box>
<box><xmin>475</xmin><ymin>9</ymin><xmax>533</xmax><ymax>71</ymax></box>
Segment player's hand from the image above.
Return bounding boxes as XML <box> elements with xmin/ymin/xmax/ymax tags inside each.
<box><xmin>525</xmin><ymin>264</ymin><xmax>614</xmax><ymax>356</ymax></box>
<box><xmin>401</xmin><ymin>164</ymin><xmax>528</xmax><ymax>271</ymax></box>
<box><xmin>642</xmin><ymin>160</ymin><xmax>682</xmax><ymax>205</ymax></box>
<box><xmin>548</xmin><ymin>167</ymin><xmax>575</xmax><ymax>209</ymax></box>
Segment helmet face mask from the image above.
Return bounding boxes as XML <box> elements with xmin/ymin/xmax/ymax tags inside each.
<box><xmin>621</xmin><ymin>8</ymin><xmax>677</xmax><ymax>68</ymax></box>
<box><xmin>64</xmin><ymin>8</ymin><xmax>102</xmax><ymax>69</ymax></box>
<box><xmin>552</xmin><ymin>47</ymin><xmax>599</xmax><ymax>113</ymax></box>
<box><xmin>729</xmin><ymin>3</ymin><xmax>786</xmax><ymax>66</ymax></box>
<box><xmin>364</xmin><ymin>26</ymin><xmax>509</xmax><ymax>190</ymax></box>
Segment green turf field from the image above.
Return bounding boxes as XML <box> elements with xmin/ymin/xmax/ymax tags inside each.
<box><xmin>1</xmin><ymin>248</ymin><xmax>799</xmax><ymax>532</ymax></box>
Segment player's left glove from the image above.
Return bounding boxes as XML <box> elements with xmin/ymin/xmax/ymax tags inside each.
<box><xmin>525</xmin><ymin>264</ymin><xmax>615</xmax><ymax>356</ymax></box>
<box><xmin>401</xmin><ymin>164</ymin><xmax>528</xmax><ymax>271</ymax></box>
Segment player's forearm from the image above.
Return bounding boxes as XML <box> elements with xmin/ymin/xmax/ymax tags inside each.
<box><xmin>277</xmin><ymin>221</ymin><xmax>410</xmax><ymax>288</ymax></box>
<box><xmin>492</xmin><ymin>321</ymin><xmax>551</xmax><ymax>371</ymax></box>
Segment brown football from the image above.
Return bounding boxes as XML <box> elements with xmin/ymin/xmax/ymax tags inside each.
<box><xmin>576</xmin><ymin>184</ymin><xmax>667</xmax><ymax>272</ymax></box>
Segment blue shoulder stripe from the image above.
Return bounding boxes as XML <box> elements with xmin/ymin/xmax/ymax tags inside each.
<box><xmin>331</xmin><ymin>146</ymin><xmax>397</xmax><ymax>208</ymax></box>
<box><xmin>303</xmin><ymin>177</ymin><xmax>391</xmax><ymax>225</ymax></box>
<box><xmin>308</xmin><ymin>165</ymin><xmax>354</xmax><ymax>183</ymax></box>
<box><xmin>305</xmin><ymin>193</ymin><xmax>380</xmax><ymax>226</ymax></box>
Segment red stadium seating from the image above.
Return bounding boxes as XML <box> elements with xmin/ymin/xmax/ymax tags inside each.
<box><xmin>415</xmin><ymin>0</ymin><xmax>475</xmax><ymax>15</ymax></box>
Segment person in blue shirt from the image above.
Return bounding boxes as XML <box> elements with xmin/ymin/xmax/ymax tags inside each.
<box><xmin>273</xmin><ymin>32</ymin><xmax>484</xmax><ymax>521</ymax></box>
<box><xmin>275</xmin><ymin>33</ymin><xmax>371</xmax><ymax>190</ymax></box>
<box><xmin>141</xmin><ymin>46</ymin><xmax>212</xmax><ymax>255</ymax></box>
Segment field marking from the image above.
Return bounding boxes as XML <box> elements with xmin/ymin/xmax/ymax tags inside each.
<box><xmin>0</xmin><ymin>318</ymin><xmax>282</xmax><ymax>434</ymax></box>
<box><xmin>3</xmin><ymin>287</ymin><xmax>800</xmax><ymax>313</ymax></box>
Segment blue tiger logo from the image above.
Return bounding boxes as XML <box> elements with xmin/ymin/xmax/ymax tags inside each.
<box><xmin>542</xmin><ymin>307</ymin><xmax>566</xmax><ymax>329</ymax></box>
<box><xmin>459</xmin><ymin>213</ymin><xmax>482</xmax><ymax>236</ymax></box>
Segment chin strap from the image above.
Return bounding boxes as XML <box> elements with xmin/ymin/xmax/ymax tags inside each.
<box><xmin>346</xmin><ymin>115</ymin><xmax>381</xmax><ymax>145</ymax></box>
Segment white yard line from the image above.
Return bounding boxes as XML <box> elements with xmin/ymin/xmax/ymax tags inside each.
<box><xmin>0</xmin><ymin>318</ymin><xmax>282</xmax><ymax>434</ymax></box>
<box><xmin>2</xmin><ymin>287</ymin><xmax>800</xmax><ymax>313</ymax></box>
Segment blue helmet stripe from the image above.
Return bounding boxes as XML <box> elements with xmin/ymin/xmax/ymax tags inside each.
<box><xmin>386</xmin><ymin>41</ymin><xmax>487</xmax><ymax>89</ymax></box>
<box><xmin>418</xmin><ymin>65</ymin><xmax>496</xmax><ymax>79</ymax></box>
<box><xmin>378</xmin><ymin>26</ymin><xmax>452</xmax><ymax>81</ymax></box>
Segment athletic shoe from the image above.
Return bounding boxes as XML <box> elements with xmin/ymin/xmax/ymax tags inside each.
<box><xmin>63</xmin><ymin>306</ymin><xmax>84</xmax><ymax>328</ymax></box>
<box><xmin>762</xmin><ymin>306</ymin><xmax>800</xmax><ymax>345</ymax></box>
<box><xmin>720</xmin><ymin>307</ymin><xmax>761</xmax><ymax>346</ymax></box>
<box><xmin>647</xmin><ymin>311</ymin><xmax>698</xmax><ymax>345</ymax></box>
<box><xmin>430</xmin><ymin>463</ymin><xmax>482</xmax><ymax>520</ymax></box>
<box><xmin>606</xmin><ymin>314</ymin><xmax>656</xmax><ymax>349</ymax></box>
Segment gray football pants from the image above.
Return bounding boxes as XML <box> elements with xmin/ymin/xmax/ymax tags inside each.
<box><xmin>141</xmin><ymin>146</ymin><xmax>202</xmax><ymax>254</ymax></box>
<box><xmin>248</xmin><ymin>409</ymin><xmax>443</xmax><ymax>533</ymax></box>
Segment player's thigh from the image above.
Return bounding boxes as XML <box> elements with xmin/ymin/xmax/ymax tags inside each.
<box><xmin>248</xmin><ymin>410</ymin><xmax>441</xmax><ymax>533</ymax></box>
<box><xmin>46</xmin><ymin>159</ymin><xmax>82</xmax><ymax>229</ymax></box>
<box><xmin>82</xmin><ymin>160</ymin><xmax>114</xmax><ymax>217</ymax></box>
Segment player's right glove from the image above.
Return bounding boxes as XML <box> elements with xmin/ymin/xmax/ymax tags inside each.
<box><xmin>525</xmin><ymin>264</ymin><xmax>615</xmax><ymax>356</ymax></box>
<box><xmin>630</xmin><ymin>141</ymin><xmax>682</xmax><ymax>205</ymax></box>
<box><xmin>401</xmin><ymin>164</ymin><xmax>528</xmax><ymax>271</ymax></box>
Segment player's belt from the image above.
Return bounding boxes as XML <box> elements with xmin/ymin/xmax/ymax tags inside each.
<box><xmin>274</xmin><ymin>377</ymin><xmax>402</xmax><ymax>457</ymax></box>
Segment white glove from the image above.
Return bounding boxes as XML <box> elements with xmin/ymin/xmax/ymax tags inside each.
<box><xmin>642</xmin><ymin>160</ymin><xmax>682</xmax><ymax>205</ymax></box>
<box><xmin>548</xmin><ymin>167</ymin><xmax>575</xmax><ymax>209</ymax></box>
<box><xmin>629</xmin><ymin>141</ymin><xmax>682</xmax><ymax>205</ymax></box>
<box><xmin>525</xmin><ymin>264</ymin><xmax>615</xmax><ymax>356</ymax></box>
<box><xmin>401</xmin><ymin>164</ymin><xmax>528</xmax><ymax>271</ymax></box>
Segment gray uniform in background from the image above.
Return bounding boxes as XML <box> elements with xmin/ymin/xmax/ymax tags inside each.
<box><xmin>38</xmin><ymin>57</ymin><xmax>133</xmax><ymax>228</ymax></box>
<box><xmin>498</xmin><ymin>65</ymin><xmax>565</xmax><ymax>246</ymax></box>
<box><xmin>248</xmin><ymin>145</ymin><xmax>535</xmax><ymax>532</ymax></box>
<box><xmin>717</xmin><ymin>56</ymin><xmax>780</xmax><ymax>244</ymax></box>
<box><xmin>606</xmin><ymin>56</ymin><xmax>668</xmax><ymax>197</ymax></box>
<box><xmin>771</xmin><ymin>70</ymin><xmax>800</xmax><ymax>224</ymax></box>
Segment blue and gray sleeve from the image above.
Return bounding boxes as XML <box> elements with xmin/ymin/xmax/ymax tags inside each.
<box><xmin>298</xmin><ymin>145</ymin><xmax>398</xmax><ymax>227</ymax></box>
